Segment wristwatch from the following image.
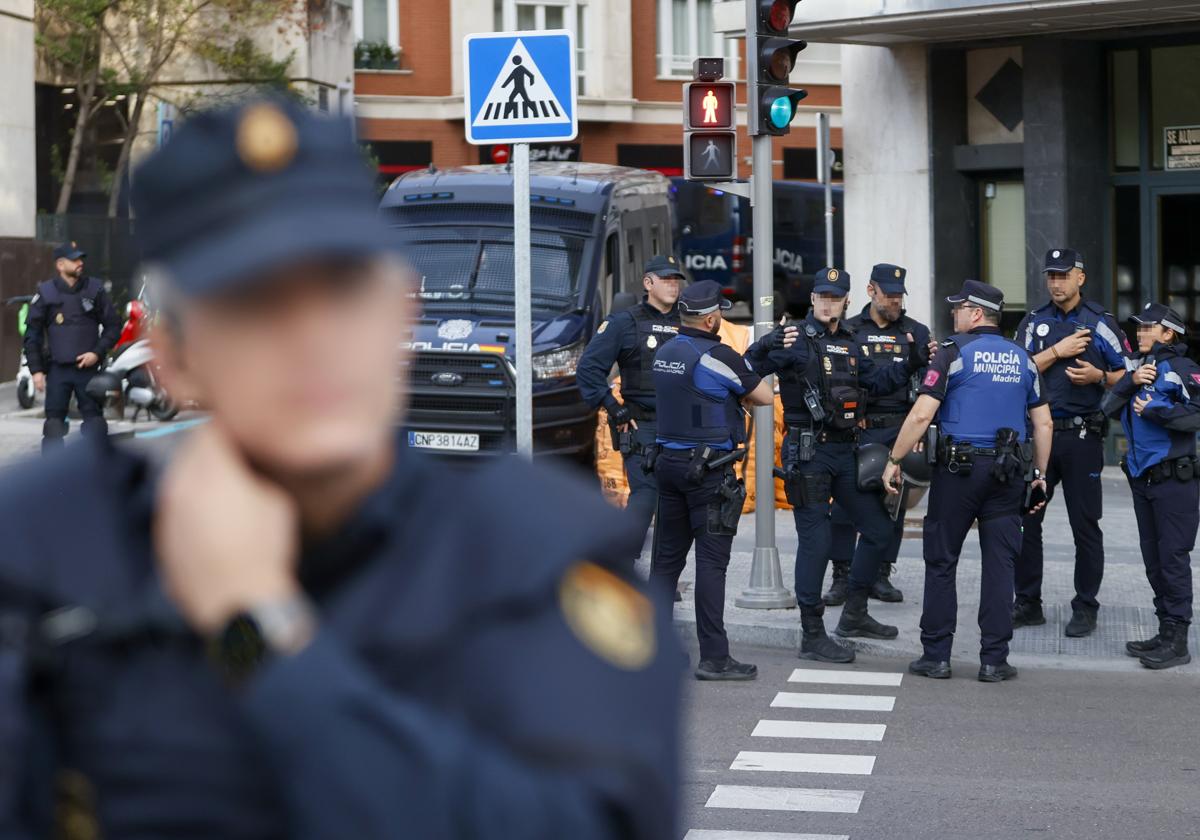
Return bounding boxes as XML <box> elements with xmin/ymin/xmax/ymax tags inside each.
<box><xmin>887</xmin><ymin>454</ymin><xmax>903</xmax><ymax>466</ymax></box>
<box><xmin>208</xmin><ymin>595</ymin><xmax>318</xmax><ymax>685</ymax></box>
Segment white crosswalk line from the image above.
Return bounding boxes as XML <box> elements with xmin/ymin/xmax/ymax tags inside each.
<box><xmin>752</xmin><ymin>720</ymin><xmax>887</xmax><ymax>741</ymax></box>
<box><xmin>789</xmin><ymin>668</ymin><xmax>903</xmax><ymax>687</ymax></box>
<box><xmin>772</xmin><ymin>692</ymin><xmax>895</xmax><ymax>712</ymax></box>
<box><xmin>684</xmin><ymin>831</ymin><xmax>850</xmax><ymax>840</ymax></box>
<box><xmin>731</xmin><ymin>751</ymin><xmax>876</xmax><ymax>775</ymax></box>
<box><xmin>706</xmin><ymin>784</ymin><xmax>864</xmax><ymax>814</ymax></box>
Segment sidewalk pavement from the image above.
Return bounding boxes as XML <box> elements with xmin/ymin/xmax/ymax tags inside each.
<box><xmin>640</xmin><ymin>472</ymin><xmax>1200</xmax><ymax>673</ymax></box>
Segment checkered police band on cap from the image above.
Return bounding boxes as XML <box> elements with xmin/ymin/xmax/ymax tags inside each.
<box><xmin>1133</xmin><ymin>303</ymin><xmax>1187</xmax><ymax>335</ymax></box>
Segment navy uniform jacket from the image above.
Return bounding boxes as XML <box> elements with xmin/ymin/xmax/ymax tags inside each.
<box><xmin>576</xmin><ymin>302</ymin><xmax>680</xmax><ymax>413</ymax></box>
<box><xmin>0</xmin><ymin>439</ymin><xmax>682</xmax><ymax>839</ymax></box>
<box><xmin>23</xmin><ymin>276</ymin><xmax>120</xmax><ymax>372</ymax></box>
<box><xmin>1103</xmin><ymin>342</ymin><xmax>1200</xmax><ymax>477</ymax></box>
<box><xmin>842</xmin><ymin>305</ymin><xmax>931</xmax><ymax>415</ymax></box>
<box><xmin>918</xmin><ymin>326</ymin><xmax>1045</xmax><ymax>447</ymax></box>
<box><xmin>1016</xmin><ymin>300</ymin><xmax>1133</xmax><ymax>418</ymax></box>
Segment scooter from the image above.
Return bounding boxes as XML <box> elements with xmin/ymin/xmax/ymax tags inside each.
<box><xmin>3</xmin><ymin>295</ymin><xmax>37</xmax><ymax>409</ymax></box>
<box><xmin>85</xmin><ymin>287</ymin><xmax>178</xmax><ymax>422</ymax></box>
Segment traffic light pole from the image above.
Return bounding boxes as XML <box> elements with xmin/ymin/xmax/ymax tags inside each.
<box><xmin>735</xmin><ymin>132</ymin><xmax>794</xmax><ymax>610</ymax></box>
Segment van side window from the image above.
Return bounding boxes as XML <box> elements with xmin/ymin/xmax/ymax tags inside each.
<box><xmin>604</xmin><ymin>232</ymin><xmax>621</xmax><ymax>305</ymax></box>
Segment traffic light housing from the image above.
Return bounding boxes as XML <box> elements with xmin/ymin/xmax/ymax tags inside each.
<box><xmin>747</xmin><ymin>0</ymin><xmax>809</xmax><ymax>136</ymax></box>
<box><xmin>682</xmin><ymin>63</ymin><xmax>737</xmax><ymax>182</ymax></box>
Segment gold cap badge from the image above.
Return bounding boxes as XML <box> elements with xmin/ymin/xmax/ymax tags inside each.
<box><xmin>895</xmin><ymin>268</ymin><xmax>902</xmax><ymax>278</ymax></box>
<box><xmin>236</xmin><ymin>103</ymin><xmax>298</xmax><ymax>172</ymax></box>
<box><xmin>560</xmin><ymin>562</ymin><xmax>655</xmax><ymax>670</ymax></box>
<box><xmin>56</xmin><ymin>312</ymin><xmax>65</xmax><ymax>324</ymax></box>
<box><xmin>829</xmin><ymin>269</ymin><xmax>839</xmax><ymax>281</ymax></box>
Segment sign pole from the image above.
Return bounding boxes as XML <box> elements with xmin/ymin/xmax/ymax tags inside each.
<box><xmin>513</xmin><ymin>141</ymin><xmax>534</xmax><ymax>459</ymax></box>
<box><xmin>817</xmin><ymin>112</ymin><xmax>834</xmax><ymax>266</ymax></box>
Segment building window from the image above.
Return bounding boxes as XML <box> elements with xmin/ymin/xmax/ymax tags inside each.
<box><xmin>657</xmin><ymin>0</ymin><xmax>737</xmax><ymax>80</ymax></box>
<box><xmin>354</xmin><ymin>0</ymin><xmax>398</xmax><ymax>48</ymax></box>
<box><xmin>495</xmin><ymin>0</ymin><xmax>589</xmax><ymax>95</ymax></box>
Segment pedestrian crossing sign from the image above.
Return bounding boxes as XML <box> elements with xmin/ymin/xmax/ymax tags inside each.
<box><xmin>463</xmin><ymin>30</ymin><xmax>577</xmax><ymax>145</ymax></box>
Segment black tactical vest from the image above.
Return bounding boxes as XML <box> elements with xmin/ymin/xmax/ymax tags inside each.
<box><xmin>846</xmin><ymin>313</ymin><xmax>915</xmax><ymax>413</ymax></box>
<box><xmin>618</xmin><ymin>304</ymin><xmax>680</xmax><ymax>404</ymax></box>
<box><xmin>779</xmin><ymin>321</ymin><xmax>863</xmax><ymax>430</ymax></box>
<box><xmin>37</xmin><ymin>276</ymin><xmax>105</xmax><ymax>365</ymax></box>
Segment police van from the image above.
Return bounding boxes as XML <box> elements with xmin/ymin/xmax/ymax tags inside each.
<box><xmin>383</xmin><ymin>163</ymin><xmax>675</xmax><ymax>461</ymax></box>
<box><xmin>671</xmin><ymin>178</ymin><xmax>844</xmax><ymax>316</ymax></box>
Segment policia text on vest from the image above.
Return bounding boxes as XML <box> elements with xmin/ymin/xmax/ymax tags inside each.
<box><xmin>744</xmin><ymin>267</ymin><xmax>929</xmax><ymax>666</ymax></box>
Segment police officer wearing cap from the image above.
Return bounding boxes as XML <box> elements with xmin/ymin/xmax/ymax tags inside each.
<box><xmin>0</xmin><ymin>99</ymin><xmax>682</xmax><ymax>838</ymax></box>
<box><xmin>23</xmin><ymin>241</ymin><xmax>120</xmax><ymax>451</ymax></box>
<box><xmin>882</xmin><ymin>280</ymin><xmax>1052</xmax><ymax>682</ymax></box>
<box><xmin>651</xmin><ymin>280</ymin><xmax>774</xmax><ymax>681</ymax></box>
<box><xmin>745</xmin><ymin>267</ymin><xmax>927</xmax><ymax>665</ymax></box>
<box><xmin>1013</xmin><ymin>248</ymin><xmax>1133</xmax><ymax>637</ymax></box>
<box><xmin>1102</xmin><ymin>303</ymin><xmax>1200</xmax><ymax>670</ymax></box>
<box><xmin>577</xmin><ymin>255</ymin><xmax>682</xmax><ymax>554</ymax></box>
<box><xmin>824</xmin><ymin>263</ymin><xmax>932</xmax><ymax>607</ymax></box>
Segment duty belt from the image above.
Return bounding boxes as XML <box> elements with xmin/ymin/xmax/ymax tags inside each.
<box><xmin>1125</xmin><ymin>454</ymin><xmax>1200</xmax><ymax>484</ymax></box>
<box><xmin>1052</xmin><ymin>413</ymin><xmax>1105</xmax><ymax>433</ymax></box>
<box><xmin>815</xmin><ymin>428</ymin><xmax>859</xmax><ymax>444</ymax></box>
<box><xmin>863</xmin><ymin>413</ymin><xmax>906</xmax><ymax>430</ymax></box>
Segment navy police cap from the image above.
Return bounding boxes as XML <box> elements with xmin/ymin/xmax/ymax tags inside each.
<box><xmin>679</xmin><ymin>279</ymin><xmax>731</xmax><ymax>315</ymax></box>
<box><xmin>1132</xmin><ymin>302</ymin><xmax>1187</xmax><ymax>335</ymax></box>
<box><xmin>131</xmin><ymin>98</ymin><xmax>394</xmax><ymax>297</ymax></box>
<box><xmin>1043</xmin><ymin>248</ymin><xmax>1085</xmax><ymax>273</ymax></box>
<box><xmin>813</xmin><ymin>267</ymin><xmax>850</xmax><ymax>297</ymax></box>
<box><xmin>946</xmin><ymin>279</ymin><xmax>1003</xmax><ymax>312</ymax></box>
<box><xmin>644</xmin><ymin>254</ymin><xmax>686</xmax><ymax>279</ymax></box>
<box><xmin>52</xmin><ymin>241</ymin><xmax>86</xmax><ymax>261</ymax></box>
<box><xmin>870</xmin><ymin>263</ymin><xmax>906</xmax><ymax>294</ymax></box>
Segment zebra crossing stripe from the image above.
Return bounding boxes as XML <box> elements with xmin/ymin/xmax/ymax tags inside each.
<box><xmin>731</xmin><ymin>751</ymin><xmax>876</xmax><ymax>775</ymax></box>
<box><xmin>789</xmin><ymin>668</ymin><xmax>903</xmax><ymax>687</ymax></box>
<box><xmin>772</xmin><ymin>692</ymin><xmax>896</xmax><ymax>712</ymax></box>
<box><xmin>705</xmin><ymin>784</ymin><xmax>864</xmax><ymax>814</ymax></box>
<box><xmin>752</xmin><ymin>720</ymin><xmax>887</xmax><ymax>742</ymax></box>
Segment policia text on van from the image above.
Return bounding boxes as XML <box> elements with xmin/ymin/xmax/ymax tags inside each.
<box><xmin>382</xmin><ymin>164</ymin><xmax>675</xmax><ymax>459</ymax></box>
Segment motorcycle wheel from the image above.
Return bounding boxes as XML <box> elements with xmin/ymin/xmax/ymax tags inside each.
<box><xmin>150</xmin><ymin>397</ymin><xmax>179</xmax><ymax>422</ymax></box>
<box><xmin>17</xmin><ymin>379</ymin><xmax>35</xmax><ymax>409</ymax></box>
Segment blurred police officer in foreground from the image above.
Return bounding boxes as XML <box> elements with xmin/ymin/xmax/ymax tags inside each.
<box><xmin>578</xmin><ymin>255</ymin><xmax>682</xmax><ymax>556</ymax></box>
<box><xmin>0</xmin><ymin>99</ymin><xmax>682</xmax><ymax>838</ymax></box>
<box><xmin>745</xmin><ymin>268</ymin><xmax>927</xmax><ymax>665</ymax></box>
<box><xmin>1013</xmin><ymin>249</ymin><xmax>1132</xmax><ymax>638</ymax></box>
<box><xmin>650</xmin><ymin>280</ymin><xmax>773</xmax><ymax>681</ymax></box>
<box><xmin>824</xmin><ymin>263</ymin><xmax>931</xmax><ymax>606</ymax></box>
<box><xmin>883</xmin><ymin>280</ymin><xmax>1052</xmax><ymax>682</ymax></box>
<box><xmin>23</xmin><ymin>241</ymin><xmax>120</xmax><ymax>451</ymax></box>
<box><xmin>1103</xmin><ymin>304</ymin><xmax>1200</xmax><ymax>670</ymax></box>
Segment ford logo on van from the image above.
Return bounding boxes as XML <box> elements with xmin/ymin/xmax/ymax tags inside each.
<box><xmin>431</xmin><ymin>372</ymin><xmax>465</xmax><ymax>387</ymax></box>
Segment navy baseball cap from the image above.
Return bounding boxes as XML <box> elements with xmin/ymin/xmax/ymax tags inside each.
<box><xmin>813</xmin><ymin>267</ymin><xmax>850</xmax><ymax>296</ymax></box>
<box><xmin>644</xmin><ymin>254</ymin><xmax>686</xmax><ymax>280</ymax></box>
<box><xmin>679</xmin><ymin>279</ymin><xmax>732</xmax><ymax>315</ymax></box>
<box><xmin>946</xmin><ymin>279</ymin><xmax>1004</xmax><ymax>312</ymax></box>
<box><xmin>1132</xmin><ymin>302</ymin><xmax>1187</xmax><ymax>335</ymax></box>
<box><xmin>870</xmin><ymin>263</ymin><xmax>907</xmax><ymax>294</ymax></box>
<box><xmin>131</xmin><ymin>98</ymin><xmax>394</xmax><ymax>298</ymax></box>
<box><xmin>1043</xmin><ymin>248</ymin><xmax>1084</xmax><ymax>273</ymax></box>
<box><xmin>52</xmin><ymin>242</ymin><xmax>85</xmax><ymax>261</ymax></box>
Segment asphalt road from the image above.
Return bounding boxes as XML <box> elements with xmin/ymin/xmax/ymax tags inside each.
<box><xmin>680</xmin><ymin>642</ymin><xmax>1200</xmax><ymax>840</ymax></box>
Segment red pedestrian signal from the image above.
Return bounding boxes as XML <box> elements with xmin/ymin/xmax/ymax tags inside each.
<box><xmin>687</xmin><ymin>83</ymin><xmax>734</xmax><ymax>129</ymax></box>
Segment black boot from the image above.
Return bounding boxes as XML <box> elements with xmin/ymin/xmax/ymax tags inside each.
<box><xmin>1126</xmin><ymin>619</ymin><xmax>1164</xmax><ymax>657</ymax></box>
<box><xmin>822</xmin><ymin>561</ymin><xmax>850</xmax><ymax>606</ymax></box>
<box><xmin>1139</xmin><ymin>621</ymin><xmax>1192</xmax><ymax>670</ymax></box>
<box><xmin>836</xmin><ymin>589</ymin><xmax>899</xmax><ymax>640</ymax></box>
<box><xmin>1012</xmin><ymin>598</ymin><xmax>1046</xmax><ymax>628</ymax></box>
<box><xmin>799</xmin><ymin>613</ymin><xmax>855</xmax><ymax>663</ymax></box>
<box><xmin>869</xmin><ymin>562</ymin><xmax>903</xmax><ymax>603</ymax></box>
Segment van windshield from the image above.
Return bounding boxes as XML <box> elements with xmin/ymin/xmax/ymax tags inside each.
<box><xmin>396</xmin><ymin>226</ymin><xmax>586</xmax><ymax>315</ymax></box>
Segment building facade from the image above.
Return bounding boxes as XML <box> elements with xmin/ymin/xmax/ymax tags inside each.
<box><xmin>352</xmin><ymin>0</ymin><xmax>843</xmax><ymax>184</ymax></box>
<box><xmin>717</xmin><ymin>0</ymin><xmax>1200</xmax><ymax>337</ymax></box>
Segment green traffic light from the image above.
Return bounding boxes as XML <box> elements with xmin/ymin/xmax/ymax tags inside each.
<box><xmin>769</xmin><ymin>96</ymin><xmax>794</xmax><ymax>129</ymax></box>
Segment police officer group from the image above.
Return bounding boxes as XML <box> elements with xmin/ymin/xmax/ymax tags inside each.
<box><xmin>582</xmin><ymin>246</ymin><xmax>1198</xmax><ymax>680</ymax></box>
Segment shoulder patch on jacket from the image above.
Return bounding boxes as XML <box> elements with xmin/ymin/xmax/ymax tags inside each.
<box><xmin>560</xmin><ymin>562</ymin><xmax>655</xmax><ymax>671</ymax></box>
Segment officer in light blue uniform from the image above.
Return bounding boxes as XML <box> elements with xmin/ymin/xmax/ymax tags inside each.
<box><xmin>577</xmin><ymin>256</ymin><xmax>683</xmax><ymax>552</ymax></box>
<box><xmin>650</xmin><ymin>280</ymin><xmax>774</xmax><ymax>681</ymax></box>
<box><xmin>1103</xmin><ymin>303</ymin><xmax>1200</xmax><ymax>670</ymax></box>
<box><xmin>0</xmin><ymin>98</ymin><xmax>683</xmax><ymax>839</ymax></box>
<box><xmin>882</xmin><ymin>280</ymin><xmax>1053</xmax><ymax>682</ymax></box>
<box><xmin>1013</xmin><ymin>248</ymin><xmax>1134</xmax><ymax>638</ymax></box>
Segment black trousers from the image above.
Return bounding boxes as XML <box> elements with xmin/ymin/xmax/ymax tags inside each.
<box><xmin>921</xmin><ymin>457</ymin><xmax>1024</xmax><ymax>665</ymax></box>
<box><xmin>43</xmin><ymin>363</ymin><xmax>106</xmax><ymax>451</ymax></box>
<box><xmin>622</xmin><ymin>421</ymin><xmax>660</xmax><ymax>556</ymax></box>
<box><xmin>1016</xmin><ymin>428</ymin><xmax>1105</xmax><ymax>612</ymax></box>
<box><xmin>829</xmin><ymin>424</ymin><xmax>905</xmax><ymax>570</ymax></box>
<box><xmin>788</xmin><ymin>439</ymin><xmax>894</xmax><ymax>612</ymax></box>
<box><xmin>1129</xmin><ymin>472</ymin><xmax>1198</xmax><ymax>626</ymax></box>
<box><xmin>650</xmin><ymin>450</ymin><xmax>736</xmax><ymax>660</ymax></box>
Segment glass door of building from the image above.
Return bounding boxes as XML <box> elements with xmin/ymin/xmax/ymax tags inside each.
<box><xmin>1151</xmin><ymin>185</ymin><xmax>1200</xmax><ymax>360</ymax></box>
